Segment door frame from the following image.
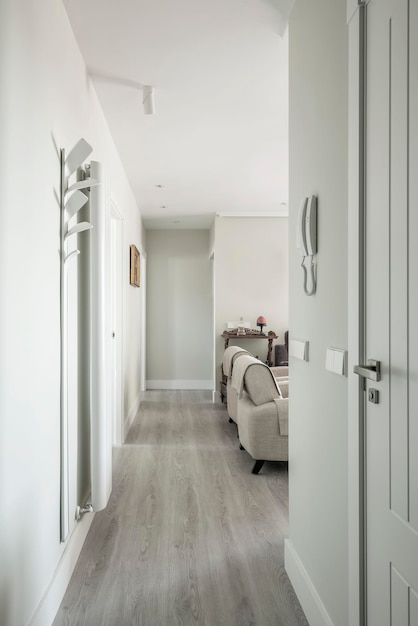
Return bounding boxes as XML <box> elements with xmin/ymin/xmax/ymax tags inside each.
<box><xmin>110</xmin><ymin>201</ymin><xmax>124</xmax><ymax>445</ymax></box>
<box><xmin>140</xmin><ymin>251</ymin><xmax>146</xmax><ymax>392</ymax></box>
<box><xmin>347</xmin><ymin>1</ymin><xmax>368</xmax><ymax>625</ymax></box>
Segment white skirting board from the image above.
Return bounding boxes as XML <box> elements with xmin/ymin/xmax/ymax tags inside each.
<box><xmin>146</xmin><ymin>380</ymin><xmax>213</xmax><ymax>390</ymax></box>
<box><xmin>29</xmin><ymin>513</ymin><xmax>95</xmax><ymax>626</ymax></box>
<box><xmin>284</xmin><ymin>539</ymin><xmax>334</xmax><ymax>626</ymax></box>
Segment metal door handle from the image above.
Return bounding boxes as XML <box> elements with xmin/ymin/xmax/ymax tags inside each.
<box><xmin>353</xmin><ymin>359</ymin><xmax>381</xmax><ymax>381</ymax></box>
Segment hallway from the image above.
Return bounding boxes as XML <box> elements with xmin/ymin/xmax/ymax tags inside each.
<box><xmin>53</xmin><ymin>391</ymin><xmax>308</xmax><ymax>626</ymax></box>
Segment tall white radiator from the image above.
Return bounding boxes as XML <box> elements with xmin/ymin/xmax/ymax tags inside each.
<box><xmin>89</xmin><ymin>161</ymin><xmax>112</xmax><ymax>511</ymax></box>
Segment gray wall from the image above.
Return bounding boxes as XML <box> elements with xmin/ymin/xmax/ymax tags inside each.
<box><xmin>286</xmin><ymin>1</ymin><xmax>349</xmax><ymax>625</ymax></box>
<box><xmin>146</xmin><ymin>229</ymin><xmax>213</xmax><ymax>389</ymax></box>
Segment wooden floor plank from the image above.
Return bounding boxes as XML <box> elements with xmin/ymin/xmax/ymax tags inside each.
<box><xmin>53</xmin><ymin>391</ymin><xmax>308</xmax><ymax>626</ymax></box>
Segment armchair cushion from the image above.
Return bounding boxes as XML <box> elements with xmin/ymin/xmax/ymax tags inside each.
<box><xmin>270</xmin><ymin>365</ymin><xmax>289</xmax><ymax>378</ymax></box>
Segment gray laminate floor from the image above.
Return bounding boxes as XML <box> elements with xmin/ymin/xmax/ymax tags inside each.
<box><xmin>53</xmin><ymin>390</ymin><xmax>308</xmax><ymax>626</ymax></box>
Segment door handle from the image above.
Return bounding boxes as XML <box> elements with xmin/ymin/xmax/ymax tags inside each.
<box><xmin>353</xmin><ymin>359</ymin><xmax>381</xmax><ymax>381</ymax></box>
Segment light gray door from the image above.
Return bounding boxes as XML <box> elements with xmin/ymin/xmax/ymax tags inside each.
<box><xmin>364</xmin><ymin>0</ymin><xmax>418</xmax><ymax>623</ymax></box>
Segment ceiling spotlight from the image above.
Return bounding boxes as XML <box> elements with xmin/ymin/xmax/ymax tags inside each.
<box><xmin>142</xmin><ymin>85</ymin><xmax>155</xmax><ymax>115</ymax></box>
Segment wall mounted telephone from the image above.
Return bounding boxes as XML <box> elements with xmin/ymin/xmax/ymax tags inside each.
<box><xmin>297</xmin><ymin>195</ymin><xmax>317</xmax><ymax>256</ymax></box>
<box><xmin>297</xmin><ymin>195</ymin><xmax>317</xmax><ymax>295</ymax></box>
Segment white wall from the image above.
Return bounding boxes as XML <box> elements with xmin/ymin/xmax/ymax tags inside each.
<box><xmin>214</xmin><ymin>216</ymin><xmax>289</xmax><ymax>391</ymax></box>
<box><xmin>285</xmin><ymin>1</ymin><xmax>349</xmax><ymax>625</ymax></box>
<box><xmin>146</xmin><ymin>229</ymin><xmax>213</xmax><ymax>389</ymax></box>
<box><xmin>0</xmin><ymin>1</ymin><xmax>144</xmax><ymax>624</ymax></box>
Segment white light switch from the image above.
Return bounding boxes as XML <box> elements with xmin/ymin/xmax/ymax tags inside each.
<box><xmin>325</xmin><ymin>347</ymin><xmax>347</xmax><ymax>375</ymax></box>
<box><xmin>289</xmin><ymin>339</ymin><xmax>309</xmax><ymax>361</ymax></box>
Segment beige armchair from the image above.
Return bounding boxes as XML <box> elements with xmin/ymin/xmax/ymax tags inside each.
<box><xmin>236</xmin><ymin>356</ymin><xmax>288</xmax><ymax>474</ymax></box>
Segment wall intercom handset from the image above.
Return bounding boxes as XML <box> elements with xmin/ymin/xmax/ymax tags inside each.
<box><xmin>297</xmin><ymin>195</ymin><xmax>317</xmax><ymax>295</ymax></box>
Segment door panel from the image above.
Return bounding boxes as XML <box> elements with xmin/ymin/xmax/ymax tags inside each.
<box><xmin>409</xmin><ymin>0</ymin><xmax>418</xmax><ymax>533</ymax></box>
<box><xmin>389</xmin><ymin>0</ymin><xmax>409</xmax><ymax>523</ymax></box>
<box><xmin>365</xmin><ymin>0</ymin><xmax>418</xmax><ymax>623</ymax></box>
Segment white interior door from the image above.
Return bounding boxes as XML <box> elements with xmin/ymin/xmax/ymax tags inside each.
<box><xmin>363</xmin><ymin>0</ymin><xmax>418</xmax><ymax>623</ymax></box>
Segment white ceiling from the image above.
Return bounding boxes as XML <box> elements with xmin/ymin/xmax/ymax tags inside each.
<box><xmin>62</xmin><ymin>0</ymin><xmax>292</xmax><ymax>229</ymax></box>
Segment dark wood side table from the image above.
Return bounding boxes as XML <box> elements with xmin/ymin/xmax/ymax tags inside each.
<box><xmin>222</xmin><ymin>331</ymin><xmax>278</xmax><ymax>367</ymax></box>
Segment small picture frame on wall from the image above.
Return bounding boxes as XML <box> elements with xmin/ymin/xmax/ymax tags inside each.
<box><xmin>130</xmin><ymin>244</ymin><xmax>140</xmax><ymax>287</ymax></box>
